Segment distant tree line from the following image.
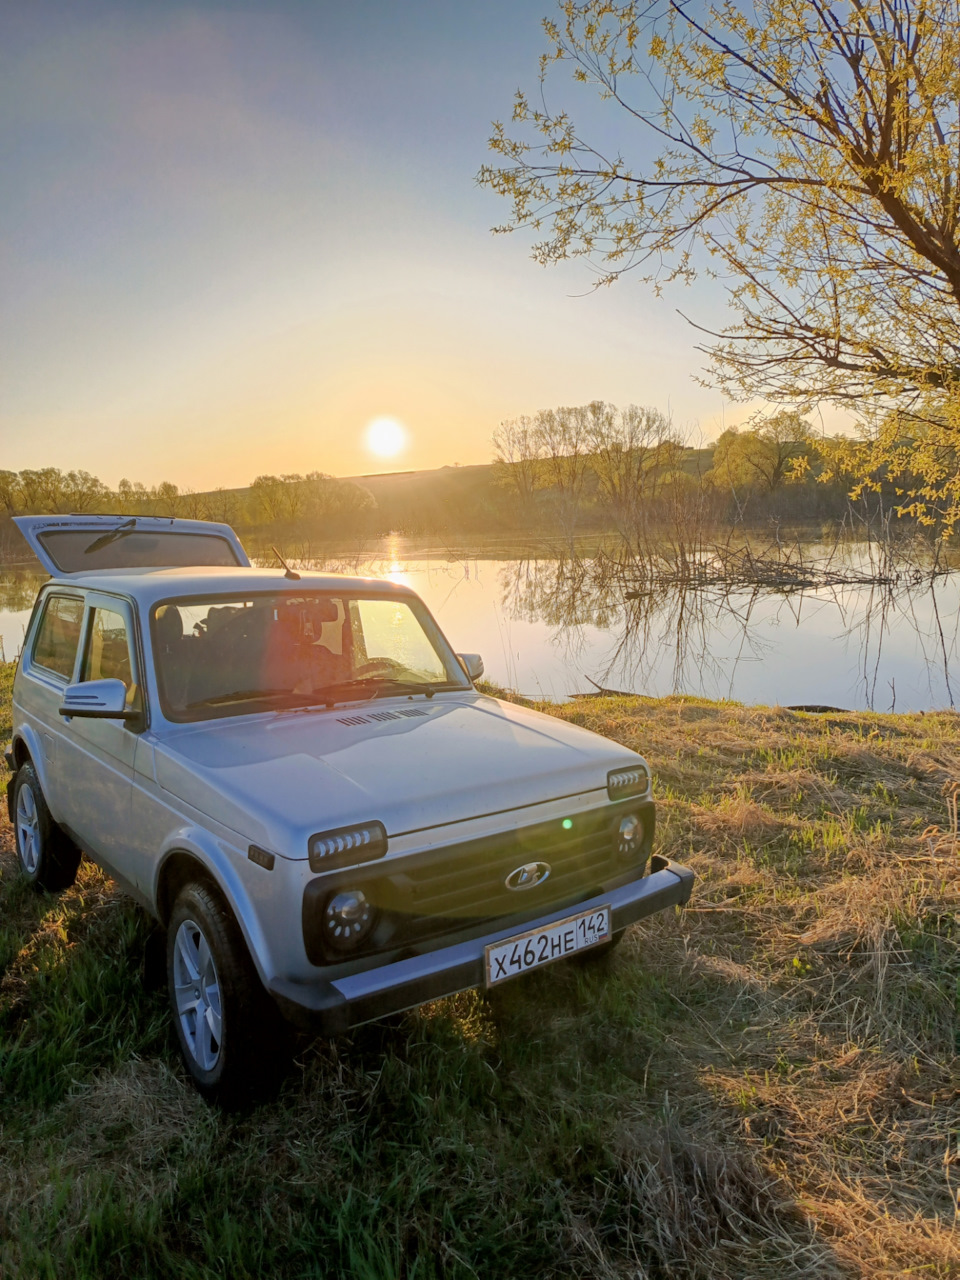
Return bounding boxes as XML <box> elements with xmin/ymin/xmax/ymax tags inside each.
<box><xmin>0</xmin><ymin>468</ymin><xmax>379</xmax><ymax>526</ymax></box>
<box><xmin>0</xmin><ymin>401</ymin><xmax>937</xmax><ymax>564</ymax></box>
<box><xmin>0</xmin><ymin>466</ymin><xmax>380</xmax><ymax>561</ymax></box>
<box><xmin>490</xmin><ymin>402</ymin><xmax>872</xmax><ymax>540</ymax></box>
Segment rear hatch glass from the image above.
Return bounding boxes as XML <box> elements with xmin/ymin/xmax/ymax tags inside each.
<box><xmin>12</xmin><ymin>516</ymin><xmax>250</xmax><ymax>575</ymax></box>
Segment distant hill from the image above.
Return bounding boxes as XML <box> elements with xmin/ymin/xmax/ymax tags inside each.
<box><xmin>337</xmin><ymin>463</ymin><xmax>509</xmax><ymax>534</ymax></box>
<box><xmin>341</xmin><ymin>462</ymin><xmax>492</xmax><ymax>495</ymax></box>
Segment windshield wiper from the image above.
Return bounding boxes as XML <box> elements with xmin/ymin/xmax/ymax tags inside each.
<box><xmin>84</xmin><ymin>518</ymin><xmax>137</xmax><ymax>555</ymax></box>
<box><xmin>367</xmin><ymin>678</ymin><xmax>460</xmax><ymax>699</ymax></box>
<box><xmin>187</xmin><ymin>678</ymin><xmax>461</xmax><ymax>713</ymax></box>
<box><xmin>185</xmin><ymin>688</ymin><xmax>296</xmax><ymax>709</ymax></box>
<box><xmin>296</xmin><ymin>676</ymin><xmax>458</xmax><ymax>709</ymax></box>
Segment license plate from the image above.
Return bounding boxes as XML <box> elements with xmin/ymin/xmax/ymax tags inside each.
<box><xmin>484</xmin><ymin>906</ymin><xmax>611</xmax><ymax>987</ymax></box>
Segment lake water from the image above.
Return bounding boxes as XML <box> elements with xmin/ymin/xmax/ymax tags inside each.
<box><xmin>2</xmin><ymin>534</ymin><xmax>958</xmax><ymax>711</ymax></box>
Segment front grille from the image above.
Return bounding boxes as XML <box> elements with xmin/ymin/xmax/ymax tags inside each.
<box><xmin>399</xmin><ymin>819</ymin><xmax>616</xmax><ymax>920</ymax></box>
<box><xmin>302</xmin><ymin>800</ymin><xmax>655</xmax><ymax>965</ymax></box>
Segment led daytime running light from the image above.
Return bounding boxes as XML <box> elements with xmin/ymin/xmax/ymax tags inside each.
<box><xmin>308</xmin><ymin>821</ymin><xmax>387</xmax><ymax>871</ymax></box>
<box><xmin>607</xmin><ymin>765</ymin><xmax>650</xmax><ymax>800</ymax></box>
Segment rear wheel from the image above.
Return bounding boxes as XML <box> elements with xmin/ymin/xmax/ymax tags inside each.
<box><xmin>13</xmin><ymin>762</ymin><xmax>82</xmax><ymax>892</ymax></box>
<box><xmin>166</xmin><ymin>881</ymin><xmax>290</xmax><ymax>1105</ymax></box>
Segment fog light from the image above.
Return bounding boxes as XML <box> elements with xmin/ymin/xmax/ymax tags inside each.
<box><xmin>616</xmin><ymin>812</ymin><xmax>643</xmax><ymax>861</ymax></box>
<box><xmin>324</xmin><ymin>889</ymin><xmax>376</xmax><ymax>951</ymax></box>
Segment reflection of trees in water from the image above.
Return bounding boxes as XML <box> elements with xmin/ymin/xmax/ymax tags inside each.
<box><xmin>0</xmin><ymin>570</ymin><xmax>45</xmax><ymax>613</ymax></box>
<box><xmin>499</xmin><ymin>552</ymin><xmax>960</xmax><ymax>709</ymax></box>
<box><xmin>0</xmin><ymin>570</ymin><xmax>46</xmax><ymax>661</ymax></box>
<box><xmin>847</xmin><ymin>578</ymin><xmax>958</xmax><ymax>710</ymax></box>
<box><xmin>5</xmin><ymin>545</ymin><xmax>954</xmax><ymax>707</ymax></box>
<box><xmin>215</xmin><ymin>542</ymin><xmax>960</xmax><ymax>710</ymax></box>
<box><xmin>498</xmin><ymin>554</ymin><xmax>772</xmax><ymax>697</ymax></box>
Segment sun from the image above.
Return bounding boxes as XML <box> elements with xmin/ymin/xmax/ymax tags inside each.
<box><xmin>364</xmin><ymin>416</ymin><xmax>409</xmax><ymax>459</ymax></box>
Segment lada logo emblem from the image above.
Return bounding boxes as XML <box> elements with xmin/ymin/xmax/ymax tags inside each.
<box><xmin>504</xmin><ymin>861</ymin><xmax>551</xmax><ymax>891</ymax></box>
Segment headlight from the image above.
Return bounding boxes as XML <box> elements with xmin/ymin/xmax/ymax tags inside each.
<box><xmin>615</xmin><ymin>812</ymin><xmax>644</xmax><ymax>862</ymax></box>
<box><xmin>607</xmin><ymin>764</ymin><xmax>651</xmax><ymax>800</ymax></box>
<box><xmin>323</xmin><ymin>889</ymin><xmax>376</xmax><ymax>951</ymax></box>
<box><xmin>308</xmin><ymin>821</ymin><xmax>387</xmax><ymax>872</ymax></box>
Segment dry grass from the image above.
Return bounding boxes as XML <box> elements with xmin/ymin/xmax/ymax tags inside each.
<box><xmin>544</xmin><ymin>693</ymin><xmax>960</xmax><ymax>1278</ymax></box>
<box><xmin>1</xmin><ymin>666</ymin><xmax>959</xmax><ymax>1277</ymax></box>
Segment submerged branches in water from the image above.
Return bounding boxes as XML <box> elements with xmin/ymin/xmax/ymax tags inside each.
<box><xmin>498</xmin><ymin>553</ymin><xmax>777</xmax><ymax>699</ymax></box>
<box><xmin>617</xmin><ymin>535</ymin><xmax>952</xmax><ymax>596</ymax></box>
<box><xmin>250</xmin><ymin>532</ymin><xmax>958</xmax><ymax>710</ymax></box>
<box><xmin>498</xmin><ymin>541</ymin><xmax>960</xmax><ymax>710</ymax></box>
<box><xmin>845</xmin><ymin>577</ymin><xmax>959</xmax><ymax>712</ymax></box>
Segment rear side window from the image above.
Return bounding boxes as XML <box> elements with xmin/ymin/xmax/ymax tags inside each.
<box><xmin>33</xmin><ymin>595</ymin><xmax>84</xmax><ymax>679</ymax></box>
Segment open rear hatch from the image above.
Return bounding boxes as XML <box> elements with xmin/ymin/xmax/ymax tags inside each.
<box><xmin>12</xmin><ymin>515</ymin><xmax>251</xmax><ymax>575</ymax></box>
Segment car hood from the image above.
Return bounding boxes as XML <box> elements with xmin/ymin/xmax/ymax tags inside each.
<box><xmin>151</xmin><ymin>692</ymin><xmax>640</xmax><ymax>856</ymax></box>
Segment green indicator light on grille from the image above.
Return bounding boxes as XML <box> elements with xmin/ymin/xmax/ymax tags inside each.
<box><xmin>562</xmin><ymin>818</ymin><xmax>573</xmax><ymax>830</ymax></box>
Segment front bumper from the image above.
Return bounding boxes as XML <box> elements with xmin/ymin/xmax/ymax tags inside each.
<box><xmin>267</xmin><ymin>854</ymin><xmax>694</xmax><ymax>1033</ymax></box>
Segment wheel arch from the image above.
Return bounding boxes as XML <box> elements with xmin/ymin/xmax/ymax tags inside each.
<box><xmin>8</xmin><ymin>728</ymin><xmax>51</xmax><ymax>822</ymax></box>
<box><xmin>155</xmin><ymin>849</ymin><xmax>220</xmax><ymax>925</ymax></box>
<box><xmin>11</xmin><ymin>734</ymin><xmax>32</xmax><ymax>771</ymax></box>
<box><xmin>153</xmin><ymin>835</ymin><xmax>276</xmax><ymax>985</ymax></box>
<box><xmin>10</xmin><ymin>724</ymin><xmax>46</xmax><ymax>783</ymax></box>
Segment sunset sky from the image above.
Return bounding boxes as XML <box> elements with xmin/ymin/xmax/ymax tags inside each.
<box><xmin>3</xmin><ymin>0</ymin><xmax>763</xmax><ymax>491</ymax></box>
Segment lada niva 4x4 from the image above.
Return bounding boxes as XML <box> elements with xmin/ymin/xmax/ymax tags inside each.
<box><xmin>5</xmin><ymin>515</ymin><xmax>693</xmax><ymax>1100</ymax></box>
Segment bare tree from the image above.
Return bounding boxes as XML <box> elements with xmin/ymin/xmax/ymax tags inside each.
<box><xmin>534</xmin><ymin>406</ymin><xmax>592</xmax><ymax>531</ymax></box>
<box><xmin>492</xmin><ymin>416</ymin><xmax>546</xmax><ymax>510</ymax></box>
<box><xmin>586</xmin><ymin>401</ymin><xmax>681</xmax><ymax>532</ymax></box>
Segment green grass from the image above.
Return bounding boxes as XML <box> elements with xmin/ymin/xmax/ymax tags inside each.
<box><xmin>1</xmin><ymin>664</ymin><xmax>959</xmax><ymax>1277</ymax></box>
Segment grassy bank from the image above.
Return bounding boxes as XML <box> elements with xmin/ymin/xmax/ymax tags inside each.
<box><xmin>0</xmin><ymin>660</ymin><xmax>958</xmax><ymax>1278</ymax></box>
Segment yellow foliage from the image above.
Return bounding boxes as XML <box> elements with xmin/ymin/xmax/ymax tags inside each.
<box><xmin>481</xmin><ymin>1</ymin><xmax>960</xmax><ymax>531</ymax></box>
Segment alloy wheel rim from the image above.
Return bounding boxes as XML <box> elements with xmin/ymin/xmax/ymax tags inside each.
<box><xmin>172</xmin><ymin>918</ymin><xmax>223</xmax><ymax>1072</ymax></box>
<box><xmin>16</xmin><ymin>783</ymin><xmax>41</xmax><ymax>875</ymax></box>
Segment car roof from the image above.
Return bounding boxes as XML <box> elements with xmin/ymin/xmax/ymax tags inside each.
<box><xmin>41</xmin><ymin>565</ymin><xmax>418</xmax><ymax>607</ymax></box>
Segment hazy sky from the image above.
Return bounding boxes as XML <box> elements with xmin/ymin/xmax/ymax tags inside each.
<box><xmin>2</xmin><ymin>0</ymin><xmax>759</xmax><ymax>490</ymax></box>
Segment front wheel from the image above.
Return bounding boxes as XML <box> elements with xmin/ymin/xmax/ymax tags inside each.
<box><xmin>166</xmin><ymin>882</ymin><xmax>290</xmax><ymax>1105</ymax></box>
<box><xmin>12</xmin><ymin>762</ymin><xmax>81</xmax><ymax>892</ymax></box>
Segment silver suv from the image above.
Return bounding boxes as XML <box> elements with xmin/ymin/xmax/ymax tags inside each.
<box><xmin>6</xmin><ymin>515</ymin><xmax>693</xmax><ymax>1102</ymax></box>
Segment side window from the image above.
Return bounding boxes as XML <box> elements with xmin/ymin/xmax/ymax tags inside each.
<box><xmin>32</xmin><ymin>595</ymin><xmax>84</xmax><ymax>680</ymax></box>
<box><xmin>81</xmin><ymin>607</ymin><xmax>136</xmax><ymax>694</ymax></box>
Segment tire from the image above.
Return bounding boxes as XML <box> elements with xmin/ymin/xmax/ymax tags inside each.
<box><xmin>166</xmin><ymin>881</ymin><xmax>290</xmax><ymax>1105</ymax></box>
<box><xmin>12</xmin><ymin>762</ymin><xmax>82</xmax><ymax>892</ymax></box>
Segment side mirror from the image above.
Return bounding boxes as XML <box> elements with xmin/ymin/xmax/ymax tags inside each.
<box><xmin>457</xmin><ymin>653</ymin><xmax>484</xmax><ymax>682</ymax></box>
<box><xmin>59</xmin><ymin>678</ymin><xmax>137</xmax><ymax>720</ymax></box>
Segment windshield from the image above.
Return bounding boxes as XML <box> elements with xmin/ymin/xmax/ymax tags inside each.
<box><xmin>151</xmin><ymin>591</ymin><xmax>471</xmax><ymax>721</ymax></box>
